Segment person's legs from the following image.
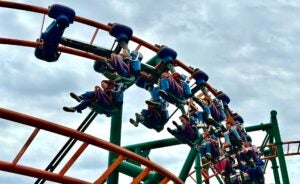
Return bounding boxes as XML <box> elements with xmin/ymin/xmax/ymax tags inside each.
<box><xmin>224</xmin><ymin>132</ymin><xmax>232</xmax><ymax>145</ymax></box>
<box><xmin>80</xmin><ymin>91</ymin><xmax>94</xmax><ymax>100</ymax></box>
<box><xmin>199</xmin><ymin>145</ymin><xmax>207</xmax><ymax>157</ymax></box>
<box><xmin>74</xmin><ymin>100</ymin><xmax>92</xmax><ymax>113</ymax></box>
<box><xmin>231</xmin><ymin>126</ymin><xmax>241</xmax><ymax>140</ymax></box>
<box><xmin>204</xmin><ymin>141</ymin><xmax>212</xmax><ymax>159</ymax></box>
<box><xmin>205</xmin><ymin>141</ymin><xmax>212</xmax><ymax>154</ymax></box>
<box><xmin>64</xmin><ymin>91</ymin><xmax>94</xmax><ymax>113</ymax></box>
<box><xmin>96</xmin><ymin>92</ymin><xmax>112</xmax><ymax>107</ymax></box>
<box><xmin>160</xmin><ymin>78</ymin><xmax>170</xmax><ymax>91</ymax></box>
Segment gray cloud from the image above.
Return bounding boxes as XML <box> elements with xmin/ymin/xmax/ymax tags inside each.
<box><xmin>1</xmin><ymin>0</ymin><xmax>299</xmax><ymax>183</ymax></box>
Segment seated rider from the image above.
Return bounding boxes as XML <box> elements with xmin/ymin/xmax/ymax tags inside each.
<box><xmin>237</xmin><ymin>142</ymin><xmax>258</xmax><ymax>167</ymax></box>
<box><xmin>223</xmin><ymin>121</ymin><xmax>243</xmax><ymax>152</ymax></box>
<box><xmin>246</xmin><ymin>163</ymin><xmax>265</xmax><ymax>184</ymax></box>
<box><xmin>209</xmin><ymin>98</ymin><xmax>226</xmax><ymax>123</ymax></box>
<box><xmin>167</xmin><ymin>114</ymin><xmax>200</xmax><ymax>145</ymax></box>
<box><xmin>94</xmin><ymin>50</ymin><xmax>143</xmax><ymax>84</ymax></box>
<box><xmin>159</xmin><ymin>72</ymin><xmax>191</xmax><ymax>101</ymax></box>
<box><xmin>63</xmin><ymin>80</ymin><xmax>123</xmax><ymax>114</ymax></box>
<box><xmin>129</xmin><ymin>98</ymin><xmax>169</xmax><ymax>132</ymax></box>
<box><xmin>213</xmin><ymin>152</ymin><xmax>235</xmax><ymax>184</ymax></box>
<box><xmin>189</xmin><ymin>108</ymin><xmax>206</xmax><ymax>129</ymax></box>
<box><xmin>198</xmin><ymin>97</ymin><xmax>226</xmax><ymax>132</ymax></box>
<box><xmin>197</xmin><ymin>131</ymin><xmax>220</xmax><ymax>163</ymax></box>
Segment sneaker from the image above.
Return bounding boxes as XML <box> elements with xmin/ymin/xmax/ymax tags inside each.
<box><xmin>70</xmin><ymin>92</ymin><xmax>82</xmax><ymax>102</ymax></box>
<box><xmin>129</xmin><ymin>118</ymin><xmax>138</xmax><ymax>127</ymax></box>
<box><xmin>201</xmin><ymin>156</ymin><xmax>208</xmax><ymax>163</ymax></box>
<box><xmin>63</xmin><ymin>107</ymin><xmax>76</xmax><ymax>113</ymax></box>
<box><xmin>167</xmin><ymin>127</ymin><xmax>175</xmax><ymax>135</ymax></box>
<box><xmin>172</xmin><ymin>121</ymin><xmax>179</xmax><ymax>126</ymax></box>
<box><xmin>206</xmin><ymin>153</ymin><xmax>212</xmax><ymax>160</ymax></box>
<box><xmin>145</xmin><ymin>100</ymin><xmax>160</xmax><ymax>107</ymax></box>
<box><xmin>135</xmin><ymin>113</ymin><xmax>145</xmax><ymax>122</ymax></box>
<box><xmin>249</xmin><ymin>159</ymin><xmax>255</xmax><ymax>167</ymax></box>
<box><xmin>197</xmin><ymin>124</ymin><xmax>205</xmax><ymax>129</ymax></box>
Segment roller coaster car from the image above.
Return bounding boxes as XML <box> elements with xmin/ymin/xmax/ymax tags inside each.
<box><xmin>140</xmin><ymin>120</ymin><xmax>165</xmax><ymax>132</ymax></box>
<box><xmin>167</xmin><ymin>129</ymin><xmax>196</xmax><ymax>147</ymax></box>
<box><xmin>167</xmin><ymin>123</ymin><xmax>201</xmax><ymax>147</ymax></box>
<box><xmin>158</xmin><ymin>90</ymin><xmax>186</xmax><ymax>109</ymax></box>
<box><xmin>233</xmin><ymin>114</ymin><xmax>244</xmax><ymax>124</ymax></box>
<box><xmin>35</xmin><ymin>4</ymin><xmax>75</xmax><ymax>62</ymax></box>
<box><xmin>144</xmin><ymin>47</ymin><xmax>177</xmax><ymax>80</ymax></box>
<box><xmin>60</xmin><ymin>37</ymin><xmax>113</xmax><ymax>57</ymax></box>
<box><xmin>91</xmin><ymin>102</ymin><xmax>120</xmax><ymax>117</ymax></box>
<box><xmin>216</xmin><ymin>92</ymin><xmax>230</xmax><ymax>105</ymax></box>
<box><xmin>191</xmin><ymin>69</ymin><xmax>209</xmax><ymax>85</ymax></box>
<box><xmin>109</xmin><ymin>24</ymin><xmax>133</xmax><ymax>52</ymax></box>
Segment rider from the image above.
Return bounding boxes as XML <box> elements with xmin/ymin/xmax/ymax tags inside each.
<box><xmin>63</xmin><ymin>80</ymin><xmax>123</xmax><ymax>113</ymax></box>
<box><xmin>167</xmin><ymin>114</ymin><xmax>200</xmax><ymax>145</ymax></box>
<box><xmin>129</xmin><ymin>98</ymin><xmax>169</xmax><ymax>132</ymax></box>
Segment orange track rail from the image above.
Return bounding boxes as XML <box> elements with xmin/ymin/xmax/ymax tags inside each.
<box><xmin>0</xmin><ymin>0</ymin><xmax>232</xmax><ymax>109</ymax></box>
<box><xmin>0</xmin><ymin>1</ymin><xmax>276</xmax><ymax>183</ymax></box>
<box><xmin>0</xmin><ymin>107</ymin><xmax>184</xmax><ymax>184</ymax></box>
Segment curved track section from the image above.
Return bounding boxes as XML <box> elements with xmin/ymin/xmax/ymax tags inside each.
<box><xmin>187</xmin><ymin>141</ymin><xmax>300</xmax><ymax>183</ymax></box>
<box><xmin>0</xmin><ymin>107</ymin><xmax>183</xmax><ymax>184</ymax></box>
<box><xmin>1</xmin><ymin>1</ymin><xmax>299</xmax><ymax>184</ymax></box>
<box><xmin>0</xmin><ymin>0</ymin><xmax>234</xmax><ymax>108</ymax></box>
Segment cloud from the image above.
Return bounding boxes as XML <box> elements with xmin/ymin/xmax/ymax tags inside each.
<box><xmin>0</xmin><ymin>0</ymin><xmax>299</xmax><ymax>183</ymax></box>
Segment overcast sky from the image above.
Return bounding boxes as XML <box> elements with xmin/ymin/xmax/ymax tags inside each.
<box><xmin>0</xmin><ymin>0</ymin><xmax>300</xmax><ymax>183</ymax></box>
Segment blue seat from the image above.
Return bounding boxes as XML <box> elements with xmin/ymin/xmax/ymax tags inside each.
<box><xmin>157</xmin><ymin>47</ymin><xmax>177</xmax><ymax>64</ymax></box>
<box><xmin>192</xmin><ymin>69</ymin><xmax>209</xmax><ymax>85</ymax></box>
<box><xmin>35</xmin><ymin>4</ymin><xmax>75</xmax><ymax>62</ymax></box>
<box><xmin>217</xmin><ymin>92</ymin><xmax>230</xmax><ymax>105</ymax></box>
<box><xmin>109</xmin><ymin>24</ymin><xmax>133</xmax><ymax>43</ymax></box>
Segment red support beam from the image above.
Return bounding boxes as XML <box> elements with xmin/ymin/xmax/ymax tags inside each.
<box><xmin>0</xmin><ymin>160</ymin><xmax>91</xmax><ymax>184</ymax></box>
<box><xmin>12</xmin><ymin>128</ymin><xmax>40</xmax><ymax>165</ymax></box>
<box><xmin>131</xmin><ymin>167</ymin><xmax>151</xmax><ymax>184</ymax></box>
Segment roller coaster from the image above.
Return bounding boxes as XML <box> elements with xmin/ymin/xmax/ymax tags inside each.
<box><xmin>0</xmin><ymin>1</ymin><xmax>299</xmax><ymax>184</ymax></box>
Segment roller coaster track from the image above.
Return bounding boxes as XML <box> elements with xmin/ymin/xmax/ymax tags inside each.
<box><xmin>0</xmin><ymin>107</ymin><xmax>183</xmax><ymax>184</ymax></box>
<box><xmin>0</xmin><ymin>1</ymin><xmax>298</xmax><ymax>184</ymax></box>
<box><xmin>0</xmin><ymin>0</ymin><xmax>231</xmax><ymax>104</ymax></box>
<box><xmin>187</xmin><ymin>141</ymin><xmax>300</xmax><ymax>183</ymax></box>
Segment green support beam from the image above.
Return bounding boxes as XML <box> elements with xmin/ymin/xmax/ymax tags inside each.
<box><xmin>124</xmin><ymin>138</ymin><xmax>181</xmax><ymax>151</ymax></box>
<box><xmin>144</xmin><ymin>172</ymin><xmax>164</xmax><ymax>184</ymax></box>
<box><xmin>245</xmin><ymin>123</ymin><xmax>272</xmax><ymax>132</ymax></box>
<box><xmin>270</xmin><ymin>110</ymin><xmax>290</xmax><ymax>184</ymax></box>
<box><xmin>195</xmin><ymin>153</ymin><xmax>202</xmax><ymax>184</ymax></box>
<box><xmin>107</xmin><ymin>107</ymin><xmax>123</xmax><ymax>184</ymax></box>
<box><xmin>269</xmin><ymin>134</ymin><xmax>281</xmax><ymax>184</ymax></box>
<box><xmin>116</xmin><ymin>161</ymin><xmax>155</xmax><ymax>181</ymax></box>
<box><xmin>179</xmin><ymin>147</ymin><xmax>198</xmax><ymax>182</ymax></box>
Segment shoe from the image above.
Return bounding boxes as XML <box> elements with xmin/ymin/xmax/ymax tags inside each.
<box><xmin>197</xmin><ymin>124</ymin><xmax>205</xmax><ymax>129</ymax></box>
<box><xmin>206</xmin><ymin>153</ymin><xmax>212</xmax><ymax>160</ymax></box>
<box><xmin>129</xmin><ymin>118</ymin><xmax>138</xmax><ymax>127</ymax></box>
<box><xmin>145</xmin><ymin>100</ymin><xmax>160</xmax><ymax>107</ymax></box>
<box><xmin>70</xmin><ymin>92</ymin><xmax>82</xmax><ymax>102</ymax></box>
<box><xmin>201</xmin><ymin>156</ymin><xmax>208</xmax><ymax>163</ymax></box>
<box><xmin>167</xmin><ymin>127</ymin><xmax>175</xmax><ymax>135</ymax></box>
<box><xmin>135</xmin><ymin>113</ymin><xmax>145</xmax><ymax>122</ymax></box>
<box><xmin>249</xmin><ymin>159</ymin><xmax>255</xmax><ymax>167</ymax></box>
<box><xmin>172</xmin><ymin>121</ymin><xmax>178</xmax><ymax>126</ymax></box>
<box><xmin>63</xmin><ymin>107</ymin><xmax>76</xmax><ymax>113</ymax></box>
